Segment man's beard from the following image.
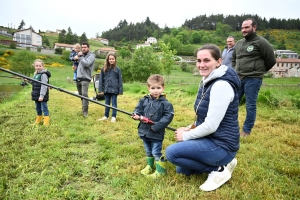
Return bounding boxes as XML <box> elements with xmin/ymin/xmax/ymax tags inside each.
<box><xmin>244</xmin><ymin>28</ymin><xmax>255</xmax><ymax>39</ymax></box>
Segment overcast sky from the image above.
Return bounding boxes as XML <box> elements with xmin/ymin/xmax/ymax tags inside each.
<box><xmin>1</xmin><ymin>0</ymin><xmax>299</xmax><ymax>38</ymax></box>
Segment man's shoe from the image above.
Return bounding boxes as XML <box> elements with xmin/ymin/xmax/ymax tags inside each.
<box><xmin>199</xmin><ymin>167</ymin><xmax>231</xmax><ymax>191</ymax></box>
<box><xmin>226</xmin><ymin>158</ymin><xmax>237</xmax><ymax>174</ymax></box>
<box><xmin>111</xmin><ymin>117</ymin><xmax>116</xmax><ymax>122</ymax></box>
<box><xmin>98</xmin><ymin>116</ymin><xmax>108</xmax><ymax>121</ymax></box>
<box><xmin>240</xmin><ymin>131</ymin><xmax>250</xmax><ymax>137</ymax></box>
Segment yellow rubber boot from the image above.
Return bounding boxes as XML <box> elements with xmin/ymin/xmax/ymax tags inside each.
<box><xmin>43</xmin><ymin>116</ymin><xmax>50</xmax><ymax>126</ymax></box>
<box><xmin>32</xmin><ymin>115</ymin><xmax>43</xmax><ymax>125</ymax></box>
<box><xmin>141</xmin><ymin>157</ymin><xmax>154</xmax><ymax>175</ymax></box>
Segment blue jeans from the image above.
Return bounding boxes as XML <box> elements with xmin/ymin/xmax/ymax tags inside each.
<box><xmin>239</xmin><ymin>78</ymin><xmax>262</xmax><ymax>133</ymax></box>
<box><xmin>143</xmin><ymin>139</ymin><xmax>163</xmax><ymax>161</ymax></box>
<box><xmin>35</xmin><ymin>101</ymin><xmax>49</xmax><ymax>116</ymax></box>
<box><xmin>166</xmin><ymin>138</ymin><xmax>236</xmax><ymax>175</ymax></box>
<box><xmin>104</xmin><ymin>93</ymin><xmax>117</xmax><ymax>118</ymax></box>
<box><xmin>73</xmin><ymin>72</ymin><xmax>77</xmax><ymax>80</ymax></box>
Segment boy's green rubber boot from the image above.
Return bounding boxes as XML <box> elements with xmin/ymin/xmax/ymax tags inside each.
<box><xmin>141</xmin><ymin>157</ymin><xmax>154</xmax><ymax>175</ymax></box>
<box><xmin>147</xmin><ymin>156</ymin><xmax>167</xmax><ymax>179</ymax></box>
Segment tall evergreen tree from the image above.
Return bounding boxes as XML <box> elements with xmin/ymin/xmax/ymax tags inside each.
<box><xmin>18</xmin><ymin>20</ymin><xmax>25</xmax><ymax>30</ymax></box>
<box><xmin>80</xmin><ymin>32</ymin><xmax>88</xmax><ymax>44</ymax></box>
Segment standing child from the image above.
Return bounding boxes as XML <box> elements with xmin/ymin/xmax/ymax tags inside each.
<box><xmin>98</xmin><ymin>52</ymin><xmax>123</xmax><ymax>122</ymax></box>
<box><xmin>132</xmin><ymin>74</ymin><xmax>174</xmax><ymax>178</ymax></box>
<box><xmin>69</xmin><ymin>43</ymin><xmax>81</xmax><ymax>82</ymax></box>
<box><xmin>31</xmin><ymin>59</ymin><xmax>51</xmax><ymax>126</ymax></box>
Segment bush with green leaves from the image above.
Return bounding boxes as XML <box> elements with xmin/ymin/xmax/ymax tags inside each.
<box><xmin>126</xmin><ymin>46</ymin><xmax>161</xmax><ymax>82</ymax></box>
<box><xmin>180</xmin><ymin>61</ymin><xmax>188</xmax><ymax>72</ymax></box>
<box><xmin>55</xmin><ymin>47</ymin><xmax>63</xmax><ymax>55</ymax></box>
<box><xmin>37</xmin><ymin>47</ymin><xmax>42</xmax><ymax>52</ymax></box>
<box><xmin>62</xmin><ymin>50</ymin><xmax>70</xmax><ymax>61</ymax></box>
<box><xmin>10</xmin><ymin>50</ymin><xmax>36</xmax><ymax>76</ymax></box>
<box><xmin>9</xmin><ymin>42</ymin><xmax>16</xmax><ymax>49</ymax></box>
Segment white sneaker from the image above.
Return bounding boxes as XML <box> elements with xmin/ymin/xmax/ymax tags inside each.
<box><xmin>111</xmin><ymin>117</ymin><xmax>116</xmax><ymax>122</ymax></box>
<box><xmin>98</xmin><ymin>116</ymin><xmax>108</xmax><ymax>121</ymax></box>
<box><xmin>199</xmin><ymin>167</ymin><xmax>231</xmax><ymax>192</ymax></box>
<box><xmin>227</xmin><ymin>158</ymin><xmax>237</xmax><ymax>174</ymax></box>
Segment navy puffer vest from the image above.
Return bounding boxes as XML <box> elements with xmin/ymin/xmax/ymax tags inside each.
<box><xmin>31</xmin><ymin>71</ymin><xmax>51</xmax><ymax>102</ymax></box>
<box><xmin>194</xmin><ymin>67</ymin><xmax>240</xmax><ymax>152</ymax></box>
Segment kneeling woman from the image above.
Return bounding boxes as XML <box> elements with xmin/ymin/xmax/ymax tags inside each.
<box><xmin>166</xmin><ymin>44</ymin><xmax>241</xmax><ymax>192</ymax></box>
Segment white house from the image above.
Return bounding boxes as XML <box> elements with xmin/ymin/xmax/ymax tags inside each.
<box><xmin>54</xmin><ymin>43</ymin><xmax>74</xmax><ymax>51</ymax></box>
<box><xmin>269</xmin><ymin>58</ymin><xmax>300</xmax><ymax>77</ymax></box>
<box><xmin>13</xmin><ymin>28</ymin><xmax>42</xmax><ymax>47</ymax></box>
<box><xmin>146</xmin><ymin>37</ymin><xmax>157</xmax><ymax>44</ymax></box>
<box><xmin>136</xmin><ymin>43</ymin><xmax>151</xmax><ymax>49</ymax></box>
<box><xmin>97</xmin><ymin>47</ymin><xmax>117</xmax><ymax>55</ymax></box>
<box><xmin>275</xmin><ymin>50</ymin><xmax>298</xmax><ymax>59</ymax></box>
<box><xmin>91</xmin><ymin>37</ymin><xmax>109</xmax><ymax>45</ymax></box>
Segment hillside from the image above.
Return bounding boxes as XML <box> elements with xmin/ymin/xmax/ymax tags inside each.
<box><xmin>42</xmin><ymin>32</ymin><xmax>106</xmax><ymax>52</ymax></box>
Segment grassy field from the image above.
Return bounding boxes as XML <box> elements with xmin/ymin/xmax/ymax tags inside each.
<box><xmin>0</xmin><ymin>65</ymin><xmax>299</xmax><ymax>199</ymax></box>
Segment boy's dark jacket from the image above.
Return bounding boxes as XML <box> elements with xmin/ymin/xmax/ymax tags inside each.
<box><xmin>133</xmin><ymin>94</ymin><xmax>174</xmax><ymax>141</ymax></box>
<box><xmin>31</xmin><ymin>70</ymin><xmax>51</xmax><ymax>102</ymax></box>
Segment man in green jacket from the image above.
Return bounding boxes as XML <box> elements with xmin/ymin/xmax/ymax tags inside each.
<box><xmin>232</xmin><ymin>18</ymin><xmax>276</xmax><ymax>137</ymax></box>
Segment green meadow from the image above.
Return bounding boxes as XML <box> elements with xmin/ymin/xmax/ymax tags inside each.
<box><xmin>0</xmin><ymin>64</ymin><xmax>299</xmax><ymax>199</ymax></box>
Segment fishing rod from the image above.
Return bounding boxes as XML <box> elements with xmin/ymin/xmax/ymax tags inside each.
<box><xmin>0</xmin><ymin>67</ymin><xmax>177</xmax><ymax>131</ymax></box>
<box><xmin>0</xmin><ymin>75</ymin><xmax>28</xmax><ymax>86</ymax></box>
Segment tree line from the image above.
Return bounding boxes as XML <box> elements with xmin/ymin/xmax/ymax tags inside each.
<box><xmin>183</xmin><ymin>14</ymin><xmax>300</xmax><ymax>30</ymax></box>
<box><xmin>100</xmin><ymin>14</ymin><xmax>300</xmax><ymax>43</ymax></box>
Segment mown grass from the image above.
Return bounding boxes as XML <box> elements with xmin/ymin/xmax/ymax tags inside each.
<box><xmin>0</xmin><ymin>66</ymin><xmax>299</xmax><ymax>199</ymax></box>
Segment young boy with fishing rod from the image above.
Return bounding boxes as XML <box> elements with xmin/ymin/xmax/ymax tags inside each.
<box><xmin>132</xmin><ymin>74</ymin><xmax>174</xmax><ymax>178</ymax></box>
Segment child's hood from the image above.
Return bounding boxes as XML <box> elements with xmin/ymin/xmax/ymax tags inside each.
<box><xmin>38</xmin><ymin>69</ymin><xmax>51</xmax><ymax>78</ymax></box>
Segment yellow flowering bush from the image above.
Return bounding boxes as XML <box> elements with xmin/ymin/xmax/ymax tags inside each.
<box><xmin>5</xmin><ymin>50</ymin><xmax>14</xmax><ymax>56</ymax></box>
<box><xmin>0</xmin><ymin>57</ymin><xmax>10</xmax><ymax>69</ymax></box>
<box><xmin>49</xmin><ymin>62</ymin><xmax>65</xmax><ymax>68</ymax></box>
<box><xmin>36</xmin><ymin>56</ymin><xmax>47</xmax><ymax>60</ymax></box>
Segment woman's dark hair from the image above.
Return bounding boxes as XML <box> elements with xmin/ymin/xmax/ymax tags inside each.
<box><xmin>197</xmin><ymin>44</ymin><xmax>221</xmax><ymax>61</ymax></box>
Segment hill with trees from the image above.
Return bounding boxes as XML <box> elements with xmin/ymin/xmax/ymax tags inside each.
<box><xmin>98</xmin><ymin>14</ymin><xmax>300</xmax><ymax>56</ymax></box>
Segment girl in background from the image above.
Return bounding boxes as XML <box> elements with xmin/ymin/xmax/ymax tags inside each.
<box><xmin>31</xmin><ymin>59</ymin><xmax>51</xmax><ymax>126</ymax></box>
<box><xmin>98</xmin><ymin>52</ymin><xmax>123</xmax><ymax>122</ymax></box>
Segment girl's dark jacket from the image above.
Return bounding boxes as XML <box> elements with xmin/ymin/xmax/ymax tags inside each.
<box><xmin>98</xmin><ymin>66</ymin><xmax>123</xmax><ymax>95</ymax></box>
<box><xmin>133</xmin><ymin>95</ymin><xmax>174</xmax><ymax>141</ymax></box>
<box><xmin>31</xmin><ymin>70</ymin><xmax>51</xmax><ymax>102</ymax></box>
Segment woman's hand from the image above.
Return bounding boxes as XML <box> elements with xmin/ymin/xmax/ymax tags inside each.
<box><xmin>175</xmin><ymin>127</ymin><xmax>190</xmax><ymax>142</ymax></box>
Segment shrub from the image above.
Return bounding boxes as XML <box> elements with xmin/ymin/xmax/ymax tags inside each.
<box><xmin>9</xmin><ymin>43</ymin><xmax>16</xmax><ymax>49</ymax></box>
<box><xmin>37</xmin><ymin>47</ymin><xmax>42</xmax><ymax>52</ymax></box>
<box><xmin>0</xmin><ymin>49</ymin><xmax>6</xmax><ymax>56</ymax></box>
<box><xmin>5</xmin><ymin>50</ymin><xmax>14</xmax><ymax>56</ymax></box>
<box><xmin>55</xmin><ymin>47</ymin><xmax>63</xmax><ymax>55</ymax></box>
<box><xmin>26</xmin><ymin>47</ymin><xmax>31</xmax><ymax>51</ymax></box>
<box><xmin>94</xmin><ymin>60</ymin><xmax>104</xmax><ymax>72</ymax></box>
<box><xmin>180</xmin><ymin>61</ymin><xmax>188</xmax><ymax>72</ymax></box>
<box><xmin>62</xmin><ymin>50</ymin><xmax>70</xmax><ymax>61</ymax></box>
<box><xmin>10</xmin><ymin>50</ymin><xmax>36</xmax><ymax>76</ymax></box>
